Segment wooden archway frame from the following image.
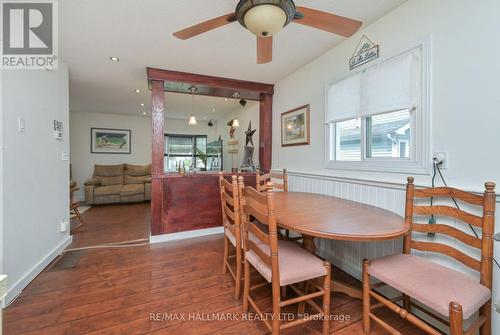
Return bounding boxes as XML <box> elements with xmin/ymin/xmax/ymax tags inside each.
<box><xmin>147</xmin><ymin>68</ymin><xmax>274</xmax><ymax>234</ymax></box>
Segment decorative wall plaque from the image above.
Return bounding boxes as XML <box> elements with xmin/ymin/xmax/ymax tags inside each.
<box><xmin>349</xmin><ymin>35</ymin><xmax>379</xmax><ymax>70</ymax></box>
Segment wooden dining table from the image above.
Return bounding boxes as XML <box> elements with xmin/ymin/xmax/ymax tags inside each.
<box><xmin>273</xmin><ymin>191</ymin><xmax>410</xmax><ymax>299</ymax></box>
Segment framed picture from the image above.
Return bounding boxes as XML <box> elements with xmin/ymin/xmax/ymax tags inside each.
<box><xmin>281</xmin><ymin>105</ymin><xmax>310</xmax><ymax>147</ymax></box>
<box><xmin>91</xmin><ymin>128</ymin><xmax>131</xmax><ymax>154</ymax></box>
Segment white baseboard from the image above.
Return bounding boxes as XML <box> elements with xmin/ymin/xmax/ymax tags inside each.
<box><xmin>1</xmin><ymin>235</ymin><xmax>73</xmax><ymax>307</ymax></box>
<box><xmin>150</xmin><ymin>226</ymin><xmax>223</xmax><ymax>244</ymax></box>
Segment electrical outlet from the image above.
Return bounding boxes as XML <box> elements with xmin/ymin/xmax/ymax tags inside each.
<box><xmin>433</xmin><ymin>152</ymin><xmax>448</xmax><ymax>169</ymax></box>
<box><xmin>495</xmin><ymin>300</ymin><xmax>500</xmax><ymax>314</ymax></box>
<box><xmin>60</xmin><ymin>218</ymin><xmax>69</xmax><ymax>233</ymax></box>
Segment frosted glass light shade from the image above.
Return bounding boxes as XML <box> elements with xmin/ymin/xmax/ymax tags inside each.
<box><xmin>188</xmin><ymin>115</ymin><xmax>197</xmax><ymax>126</ymax></box>
<box><xmin>244</xmin><ymin>4</ymin><xmax>287</xmax><ymax>37</ymax></box>
<box><xmin>232</xmin><ymin>119</ymin><xmax>240</xmax><ymax>127</ymax></box>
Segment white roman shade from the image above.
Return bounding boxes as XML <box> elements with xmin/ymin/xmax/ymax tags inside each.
<box><xmin>326</xmin><ymin>73</ymin><xmax>361</xmax><ymax>122</ymax></box>
<box><xmin>360</xmin><ymin>47</ymin><xmax>421</xmax><ymax>116</ymax></box>
<box><xmin>326</xmin><ymin>46</ymin><xmax>422</xmax><ymax>122</ymax></box>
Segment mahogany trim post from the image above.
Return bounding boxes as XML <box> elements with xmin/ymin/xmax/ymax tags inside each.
<box><xmin>259</xmin><ymin>93</ymin><xmax>273</xmax><ymax>172</ymax></box>
<box><xmin>150</xmin><ymin>80</ymin><xmax>165</xmax><ymax>235</ymax></box>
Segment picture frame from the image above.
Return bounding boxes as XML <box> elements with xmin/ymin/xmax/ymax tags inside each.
<box><xmin>281</xmin><ymin>105</ymin><xmax>310</xmax><ymax>147</ymax></box>
<box><xmin>91</xmin><ymin>128</ymin><xmax>131</xmax><ymax>154</ymax></box>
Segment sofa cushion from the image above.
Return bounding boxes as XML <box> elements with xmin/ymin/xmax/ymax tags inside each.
<box><xmin>94</xmin><ymin>185</ymin><xmax>123</xmax><ymax>197</ymax></box>
<box><xmin>125</xmin><ymin>164</ymin><xmax>150</xmax><ymax>176</ymax></box>
<box><xmin>368</xmin><ymin>254</ymin><xmax>491</xmax><ymax>319</ymax></box>
<box><xmin>96</xmin><ymin>175</ymin><xmax>123</xmax><ymax>186</ymax></box>
<box><xmin>124</xmin><ymin>175</ymin><xmax>149</xmax><ymax>184</ymax></box>
<box><xmin>94</xmin><ymin>164</ymin><xmax>124</xmax><ymax>177</ymax></box>
<box><xmin>121</xmin><ymin>184</ymin><xmax>145</xmax><ymax>196</ymax></box>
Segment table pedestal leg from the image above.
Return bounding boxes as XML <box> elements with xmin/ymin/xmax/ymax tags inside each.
<box><xmin>302</xmin><ymin>235</ymin><xmax>363</xmax><ymax>300</ymax></box>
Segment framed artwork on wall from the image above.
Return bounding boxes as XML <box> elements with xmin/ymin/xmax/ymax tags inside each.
<box><xmin>281</xmin><ymin>105</ymin><xmax>310</xmax><ymax>147</ymax></box>
<box><xmin>91</xmin><ymin>128</ymin><xmax>131</xmax><ymax>154</ymax></box>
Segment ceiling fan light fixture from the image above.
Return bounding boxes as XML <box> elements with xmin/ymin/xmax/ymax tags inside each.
<box><xmin>236</xmin><ymin>0</ymin><xmax>297</xmax><ymax>37</ymax></box>
<box><xmin>244</xmin><ymin>4</ymin><xmax>286</xmax><ymax>37</ymax></box>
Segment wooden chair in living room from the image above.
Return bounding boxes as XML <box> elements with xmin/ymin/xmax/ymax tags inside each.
<box><xmin>238</xmin><ymin>177</ymin><xmax>331</xmax><ymax>335</ymax></box>
<box><xmin>70</xmin><ymin>183</ymin><xmax>85</xmax><ymax>232</ymax></box>
<box><xmin>362</xmin><ymin>177</ymin><xmax>496</xmax><ymax>335</ymax></box>
<box><xmin>219</xmin><ymin>173</ymin><xmax>244</xmax><ymax>299</ymax></box>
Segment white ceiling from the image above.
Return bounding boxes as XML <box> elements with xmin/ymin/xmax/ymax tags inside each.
<box><xmin>165</xmin><ymin>93</ymin><xmax>258</xmax><ymax>120</ymax></box>
<box><xmin>60</xmin><ymin>0</ymin><xmax>406</xmax><ymax>117</ymax></box>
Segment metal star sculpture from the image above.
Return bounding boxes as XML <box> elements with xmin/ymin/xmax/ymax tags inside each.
<box><xmin>245</xmin><ymin>121</ymin><xmax>256</xmax><ymax>147</ymax></box>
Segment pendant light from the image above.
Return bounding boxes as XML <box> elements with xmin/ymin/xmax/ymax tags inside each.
<box><xmin>188</xmin><ymin>86</ymin><xmax>197</xmax><ymax>126</ymax></box>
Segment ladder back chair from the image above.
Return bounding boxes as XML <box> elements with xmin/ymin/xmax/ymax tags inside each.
<box><xmin>238</xmin><ymin>176</ymin><xmax>331</xmax><ymax>335</ymax></box>
<box><xmin>256</xmin><ymin>169</ymin><xmax>299</xmax><ymax>242</ymax></box>
<box><xmin>363</xmin><ymin>177</ymin><xmax>496</xmax><ymax>335</ymax></box>
<box><xmin>219</xmin><ymin>173</ymin><xmax>243</xmax><ymax>299</ymax></box>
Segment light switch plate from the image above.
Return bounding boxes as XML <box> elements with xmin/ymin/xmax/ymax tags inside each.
<box><xmin>61</xmin><ymin>151</ymin><xmax>69</xmax><ymax>161</ymax></box>
<box><xmin>18</xmin><ymin>117</ymin><xmax>25</xmax><ymax>132</ymax></box>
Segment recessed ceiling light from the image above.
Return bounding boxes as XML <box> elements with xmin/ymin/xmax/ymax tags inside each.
<box><xmin>224</xmin><ymin>98</ymin><xmax>228</xmax><ymax>101</ymax></box>
<box><xmin>110</xmin><ymin>56</ymin><xmax>120</xmax><ymax>62</ymax></box>
<box><xmin>140</xmin><ymin>103</ymin><xmax>145</xmax><ymax>107</ymax></box>
<box><xmin>142</xmin><ymin>111</ymin><xmax>147</xmax><ymax>115</ymax></box>
<box><xmin>211</xmin><ymin>108</ymin><xmax>216</xmax><ymax>112</ymax></box>
<box><xmin>135</xmin><ymin>89</ymin><xmax>141</xmax><ymax>93</ymax></box>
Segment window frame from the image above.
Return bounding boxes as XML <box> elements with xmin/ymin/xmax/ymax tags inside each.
<box><xmin>324</xmin><ymin>37</ymin><xmax>432</xmax><ymax>175</ymax></box>
<box><xmin>164</xmin><ymin>134</ymin><xmax>209</xmax><ymax>171</ymax></box>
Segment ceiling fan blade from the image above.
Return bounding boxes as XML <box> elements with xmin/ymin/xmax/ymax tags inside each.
<box><xmin>257</xmin><ymin>36</ymin><xmax>273</xmax><ymax>64</ymax></box>
<box><xmin>173</xmin><ymin>13</ymin><xmax>237</xmax><ymax>40</ymax></box>
<box><xmin>294</xmin><ymin>6</ymin><xmax>362</xmax><ymax>37</ymax></box>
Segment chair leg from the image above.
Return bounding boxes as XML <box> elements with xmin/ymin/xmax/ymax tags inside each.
<box><xmin>242</xmin><ymin>259</ymin><xmax>250</xmax><ymax>312</ymax></box>
<box><xmin>281</xmin><ymin>286</ymin><xmax>287</xmax><ymax>298</ymax></box>
<box><xmin>222</xmin><ymin>234</ymin><xmax>229</xmax><ymax>274</ymax></box>
<box><xmin>479</xmin><ymin>302</ymin><xmax>491</xmax><ymax>335</ymax></box>
<box><xmin>449</xmin><ymin>302</ymin><xmax>464</xmax><ymax>335</ymax></box>
<box><xmin>403</xmin><ymin>294</ymin><xmax>411</xmax><ymax>312</ymax></box>
<box><xmin>271</xmin><ymin>273</ymin><xmax>281</xmax><ymax>335</ymax></box>
<box><xmin>322</xmin><ymin>262</ymin><xmax>331</xmax><ymax>335</ymax></box>
<box><xmin>74</xmin><ymin>208</ymin><xmax>84</xmax><ymax>223</ymax></box>
<box><xmin>362</xmin><ymin>259</ymin><xmax>371</xmax><ymax>334</ymax></box>
<box><xmin>234</xmin><ymin>243</ymin><xmax>242</xmax><ymax>300</ymax></box>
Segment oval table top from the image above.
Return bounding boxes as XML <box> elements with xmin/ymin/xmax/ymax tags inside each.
<box><xmin>273</xmin><ymin>192</ymin><xmax>409</xmax><ymax>241</ymax></box>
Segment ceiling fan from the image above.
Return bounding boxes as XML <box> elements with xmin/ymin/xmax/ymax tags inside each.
<box><xmin>173</xmin><ymin>0</ymin><xmax>363</xmax><ymax>64</ymax></box>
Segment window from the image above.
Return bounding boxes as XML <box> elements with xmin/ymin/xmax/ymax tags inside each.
<box><xmin>164</xmin><ymin>134</ymin><xmax>207</xmax><ymax>172</ymax></box>
<box><xmin>325</xmin><ymin>42</ymin><xmax>430</xmax><ymax>174</ymax></box>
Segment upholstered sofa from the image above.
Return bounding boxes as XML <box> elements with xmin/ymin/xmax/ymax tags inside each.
<box><xmin>84</xmin><ymin>164</ymin><xmax>151</xmax><ymax>205</ymax></box>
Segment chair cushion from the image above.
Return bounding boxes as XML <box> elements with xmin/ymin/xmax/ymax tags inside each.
<box><xmin>94</xmin><ymin>164</ymin><xmax>124</xmax><ymax>177</ymax></box>
<box><xmin>368</xmin><ymin>254</ymin><xmax>491</xmax><ymax>319</ymax></box>
<box><xmin>246</xmin><ymin>240</ymin><xmax>327</xmax><ymax>286</ymax></box>
<box><xmin>121</xmin><ymin>184</ymin><xmax>145</xmax><ymax>196</ymax></box>
<box><xmin>96</xmin><ymin>175</ymin><xmax>123</xmax><ymax>186</ymax></box>
<box><xmin>94</xmin><ymin>185</ymin><xmax>123</xmax><ymax>197</ymax></box>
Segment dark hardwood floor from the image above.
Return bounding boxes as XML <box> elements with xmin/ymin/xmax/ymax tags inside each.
<box><xmin>70</xmin><ymin>202</ymin><xmax>150</xmax><ymax>248</ymax></box>
<box><xmin>4</xmin><ymin>204</ymin><xmax>426</xmax><ymax>334</ymax></box>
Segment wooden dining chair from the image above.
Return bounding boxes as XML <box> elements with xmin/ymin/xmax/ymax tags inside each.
<box><xmin>256</xmin><ymin>168</ymin><xmax>300</xmax><ymax>242</ymax></box>
<box><xmin>238</xmin><ymin>176</ymin><xmax>331</xmax><ymax>335</ymax></box>
<box><xmin>256</xmin><ymin>168</ymin><xmax>288</xmax><ymax>192</ymax></box>
<box><xmin>363</xmin><ymin>177</ymin><xmax>496</xmax><ymax>335</ymax></box>
<box><xmin>219</xmin><ymin>173</ymin><xmax>244</xmax><ymax>300</ymax></box>
<box><xmin>70</xmin><ymin>184</ymin><xmax>85</xmax><ymax>233</ymax></box>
